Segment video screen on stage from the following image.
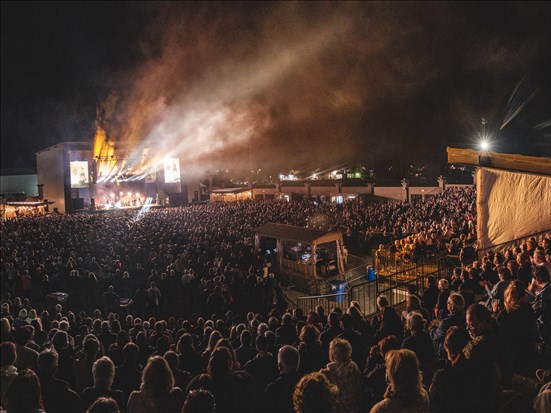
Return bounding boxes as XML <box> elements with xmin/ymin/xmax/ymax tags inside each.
<box><xmin>164</xmin><ymin>158</ymin><xmax>181</xmax><ymax>183</ymax></box>
<box><xmin>70</xmin><ymin>161</ymin><xmax>90</xmax><ymax>188</ymax></box>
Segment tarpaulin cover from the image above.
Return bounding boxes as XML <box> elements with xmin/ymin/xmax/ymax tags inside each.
<box><xmin>477</xmin><ymin>167</ymin><xmax>551</xmax><ymax>249</ymax></box>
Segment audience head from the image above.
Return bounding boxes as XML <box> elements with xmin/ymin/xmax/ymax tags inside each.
<box><xmin>444</xmin><ymin>326</ymin><xmax>470</xmax><ymax>361</ymax></box>
<box><xmin>438</xmin><ymin>278</ymin><xmax>449</xmax><ymax>291</ymax></box>
<box><xmin>377</xmin><ymin>294</ymin><xmax>390</xmax><ymax>310</ymax></box>
<box><xmin>329</xmin><ymin>338</ymin><xmax>352</xmax><ymax>363</ymax></box>
<box><xmin>384</xmin><ymin>349</ymin><xmax>423</xmax><ymax>399</ymax></box>
<box><xmin>278</xmin><ymin>345</ymin><xmax>300</xmax><ymax>374</ymax></box>
<box><xmin>447</xmin><ymin>293</ymin><xmax>465</xmax><ymax>313</ymax></box>
<box><xmin>38</xmin><ymin>347</ymin><xmax>59</xmax><ymax>376</ymax></box>
<box><xmin>141</xmin><ymin>355</ymin><xmax>175</xmax><ymax>396</ymax></box>
<box><xmin>86</xmin><ymin>397</ymin><xmax>120</xmax><ymax>413</ymax></box>
<box><xmin>378</xmin><ymin>335</ymin><xmax>400</xmax><ymax>356</ymax></box>
<box><xmin>207</xmin><ymin>346</ymin><xmax>233</xmax><ymax>379</ymax></box>
<box><xmin>182</xmin><ymin>389</ymin><xmax>216</xmax><ymax>413</ymax></box>
<box><xmin>5</xmin><ymin>369</ymin><xmax>44</xmax><ymax>413</ymax></box>
<box><xmin>406</xmin><ymin>311</ymin><xmax>427</xmax><ymax>333</ymax></box>
<box><xmin>299</xmin><ymin>325</ymin><xmax>321</xmax><ymax>345</ymax></box>
<box><xmin>466</xmin><ymin>303</ymin><xmax>494</xmax><ymax>339</ymax></box>
<box><xmin>1</xmin><ymin>341</ymin><xmax>17</xmax><ymax>367</ymax></box>
<box><xmin>93</xmin><ymin>356</ymin><xmax>116</xmax><ymax>388</ymax></box>
<box><xmin>293</xmin><ymin>371</ymin><xmax>338</xmax><ymax>413</ymax></box>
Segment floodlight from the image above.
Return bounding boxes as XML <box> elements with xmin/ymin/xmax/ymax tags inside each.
<box><xmin>479</xmin><ymin>140</ymin><xmax>490</xmax><ymax>151</ymax></box>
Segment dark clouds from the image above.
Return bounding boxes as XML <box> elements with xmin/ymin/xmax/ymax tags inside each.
<box><xmin>2</xmin><ymin>2</ymin><xmax>550</xmax><ymax>174</ymax></box>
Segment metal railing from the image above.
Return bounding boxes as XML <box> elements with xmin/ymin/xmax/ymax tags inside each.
<box><xmin>476</xmin><ymin>229</ymin><xmax>551</xmax><ymax>260</ymax></box>
<box><xmin>296</xmin><ymin>257</ymin><xmax>454</xmax><ymax>316</ymax></box>
<box><xmin>349</xmin><ymin>264</ymin><xmax>424</xmax><ymax>316</ymax></box>
<box><xmin>296</xmin><ymin>292</ymin><xmax>350</xmax><ymax>314</ymax></box>
<box><xmin>371</xmin><ymin>247</ymin><xmax>447</xmax><ymax>275</ymax></box>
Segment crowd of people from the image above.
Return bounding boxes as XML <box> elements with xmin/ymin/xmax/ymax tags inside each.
<box><xmin>0</xmin><ymin>189</ymin><xmax>550</xmax><ymax>413</ymax></box>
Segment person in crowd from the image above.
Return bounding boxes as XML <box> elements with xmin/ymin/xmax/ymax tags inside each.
<box><xmin>528</xmin><ymin>265</ymin><xmax>551</xmax><ymax>347</ymax></box>
<box><xmin>435</xmin><ymin>278</ymin><xmax>451</xmax><ymax>320</ymax></box>
<box><xmin>533</xmin><ymin>368</ymin><xmax>550</xmax><ymax>413</ymax></box>
<box><xmin>86</xmin><ymin>397</ymin><xmax>121</xmax><ymax>413</ymax></box>
<box><xmin>276</xmin><ymin>313</ymin><xmax>297</xmax><ymax>346</ymax></box>
<box><xmin>482</xmin><ymin>266</ymin><xmax>512</xmax><ymax>313</ymax></box>
<box><xmin>1</xmin><ymin>341</ymin><xmax>18</xmax><ymax>406</ymax></box>
<box><xmin>176</xmin><ymin>333</ymin><xmax>203</xmax><ymax>377</ymax></box>
<box><xmin>320</xmin><ymin>338</ymin><xmax>362</xmax><ymax>413</ymax></box>
<box><xmin>73</xmin><ymin>334</ymin><xmax>102</xmax><ymax>393</ymax></box>
<box><xmin>264</xmin><ymin>345</ymin><xmax>301</xmax><ymax>413</ymax></box>
<box><xmin>429</xmin><ymin>293</ymin><xmax>466</xmax><ymax>359</ymax></box>
<box><xmin>163</xmin><ymin>351</ymin><xmax>192</xmax><ymax>395</ymax></box>
<box><xmin>429</xmin><ymin>326</ymin><xmax>472</xmax><ymax>413</ymax></box>
<box><xmin>517</xmin><ymin>252</ymin><xmax>533</xmax><ymax>287</ymax></box>
<box><xmin>127</xmin><ymin>356</ymin><xmax>184</xmax><ymax>413</ymax></box>
<box><xmin>147</xmin><ymin>283</ymin><xmax>161</xmax><ymax>319</ymax></box>
<box><xmin>37</xmin><ymin>348</ymin><xmax>82</xmax><ymax>413</ymax></box>
<box><xmin>244</xmin><ymin>333</ymin><xmax>278</xmax><ymax>403</ymax></box>
<box><xmin>4</xmin><ymin>369</ymin><xmax>45</xmax><ymax>413</ymax></box>
<box><xmin>181</xmin><ymin>389</ymin><xmax>216</xmax><ymax>413</ymax></box>
<box><xmin>421</xmin><ymin>276</ymin><xmax>439</xmax><ymax>319</ymax></box>
<box><xmin>496</xmin><ymin>280</ymin><xmax>538</xmax><ymax>374</ymax></box>
<box><xmin>235</xmin><ymin>329</ymin><xmax>256</xmax><ymax>367</ymax></box>
<box><xmin>297</xmin><ymin>325</ymin><xmax>325</xmax><ymax>375</ymax></box>
<box><xmin>464</xmin><ymin>304</ymin><xmax>510</xmax><ymax>398</ymax></box>
<box><xmin>363</xmin><ymin>335</ymin><xmax>401</xmax><ymax>409</ymax></box>
<box><xmin>319</xmin><ymin>311</ymin><xmax>342</xmax><ymax>356</ymax></box>
<box><xmin>402</xmin><ymin>311</ymin><xmax>436</xmax><ymax>385</ymax></box>
<box><xmin>13</xmin><ymin>326</ymin><xmax>39</xmax><ymax>373</ymax></box>
<box><xmin>373</xmin><ymin>295</ymin><xmax>403</xmax><ymax>343</ymax></box>
<box><xmin>103</xmin><ymin>286</ymin><xmax>120</xmax><ymax>316</ymax></box>
<box><xmin>370</xmin><ymin>349</ymin><xmax>429</xmax><ymax>413</ymax></box>
<box><xmin>459</xmin><ymin>268</ymin><xmax>483</xmax><ymax>308</ymax></box>
<box><xmin>81</xmin><ymin>356</ymin><xmax>125</xmax><ymax>413</ymax></box>
<box><xmin>292</xmin><ymin>371</ymin><xmax>339</xmax><ymax>413</ymax></box>
<box><xmin>459</xmin><ymin>241</ymin><xmax>476</xmax><ymax>268</ymax></box>
<box><xmin>479</xmin><ymin>259</ymin><xmax>499</xmax><ymax>286</ymax></box>
<box><xmin>187</xmin><ymin>346</ymin><xmax>254</xmax><ymax>413</ymax></box>
<box><xmin>51</xmin><ymin>329</ymin><xmax>75</xmax><ymax>386</ymax></box>
<box><xmin>112</xmin><ymin>342</ymin><xmax>142</xmax><ymax>403</ymax></box>
<box><xmin>201</xmin><ymin>330</ymin><xmax>222</xmax><ymax>368</ymax></box>
<box><xmin>1</xmin><ymin>318</ymin><xmax>15</xmax><ymax>343</ymax></box>
<box><xmin>402</xmin><ymin>294</ymin><xmax>431</xmax><ymax>323</ymax></box>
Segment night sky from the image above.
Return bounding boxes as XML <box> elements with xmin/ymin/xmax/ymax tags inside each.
<box><xmin>2</xmin><ymin>2</ymin><xmax>550</xmax><ymax>176</ymax></box>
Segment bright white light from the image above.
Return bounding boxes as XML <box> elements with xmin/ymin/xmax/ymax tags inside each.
<box><xmin>479</xmin><ymin>140</ymin><xmax>490</xmax><ymax>151</ymax></box>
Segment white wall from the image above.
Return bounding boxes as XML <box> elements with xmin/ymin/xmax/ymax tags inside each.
<box><xmin>37</xmin><ymin>147</ymin><xmax>67</xmax><ymax>213</ymax></box>
<box><xmin>374</xmin><ymin>187</ymin><xmax>403</xmax><ymax>201</ymax></box>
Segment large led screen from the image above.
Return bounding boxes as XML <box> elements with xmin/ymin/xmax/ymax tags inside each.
<box><xmin>164</xmin><ymin>158</ymin><xmax>181</xmax><ymax>184</ymax></box>
<box><xmin>70</xmin><ymin>161</ymin><xmax>90</xmax><ymax>188</ymax></box>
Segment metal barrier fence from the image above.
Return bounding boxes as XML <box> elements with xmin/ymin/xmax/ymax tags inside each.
<box><xmin>344</xmin><ymin>264</ymin><xmax>370</xmax><ymax>285</ymax></box>
<box><xmin>349</xmin><ymin>264</ymin><xmax>424</xmax><ymax>316</ymax></box>
<box><xmin>376</xmin><ymin>265</ymin><xmax>444</xmax><ymax>316</ymax></box>
<box><xmin>296</xmin><ymin>292</ymin><xmax>350</xmax><ymax>314</ymax></box>
<box><xmin>296</xmin><ymin>257</ymin><xmax>454</xmax><ymax>316</ymax></box>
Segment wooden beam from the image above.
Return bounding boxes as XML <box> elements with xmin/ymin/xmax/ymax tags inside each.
<box><xmin>447</xmin><ymin>147</ymin><xmax>551</xmax><ymax>176</ymax></box>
